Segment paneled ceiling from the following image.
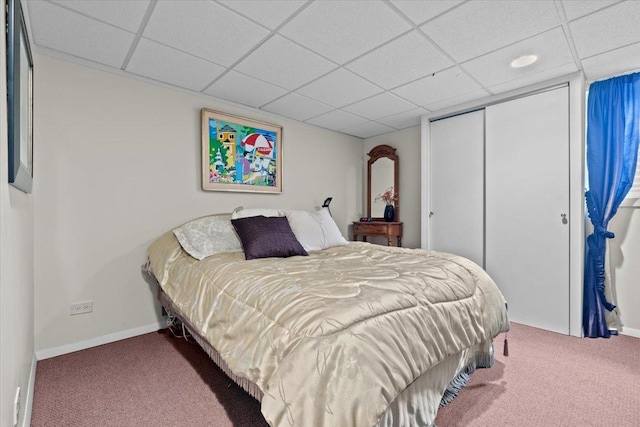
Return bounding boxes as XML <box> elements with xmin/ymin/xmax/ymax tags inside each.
<box><xmin>25</xmin><ymin>0</ymin><xmax>640</xmax><ymax>138</ymax></box>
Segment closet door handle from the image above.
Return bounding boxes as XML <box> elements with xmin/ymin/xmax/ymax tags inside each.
<box><xmin>429</xmin><ymin>211</ymin><xmax>434</xmax><ymax>218</ymax></box>
<box><xmin>561</xmin><ymin>213</ymin><xmax>568</xmax><ymax>224</ymax></box>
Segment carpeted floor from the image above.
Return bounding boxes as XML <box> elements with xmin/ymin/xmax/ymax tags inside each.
<box><xmin>31</xmin><ymin>323</ymin><xmax>640</xmax><ymax>426</ymax></box>
<box><xmin>435</xmin><ymin>323</ymin><xmax>640</xmax><ymax>427</ymax></box>
<box><xmin>31</xmin><ymin>329</ymin><xmax>268</xmax><ymax>427</ymax></box>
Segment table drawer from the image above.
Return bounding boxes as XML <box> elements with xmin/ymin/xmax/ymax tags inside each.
<box><xmin>355</xmin><ymin>223</ymin><xmax>387</xmax><ymax>235</ymax></box>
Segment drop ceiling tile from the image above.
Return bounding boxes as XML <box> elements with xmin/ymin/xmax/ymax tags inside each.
<box><xmin>262</xmin><ymin>93</ymin><xmax>333</xmax><ymax>122</ymax></box>
<box><xmin>389</xmin><ymin>0</ymin><xmax>464</xmax><ymax>25</ymax></box>
<box><xmin>305</xmin><ymin>110</ymin><xmax>369</xmax><ymax>131</ymax></box>
<box><xmin>582</xmin><ymin>42</ymin><xmax>640</xmax><ymax>82</ymax></box>
<box><xmin>392</xmin><ymin>67</ymin><xmax>482</xmax><ymax>107</ymax></box>
<box><xmin>346</xmin><ymin>31</ymin><xmax>453</xmax><ymax>89</ymax></box>
<box><xmin>144</xmin><ymin>0</ymin><xmax>269</xmax><ymax>66</ymax></box>
<box><xmin>376</xmin><ymin>108</ymin><xmax>426</xmax><ymax>129</ymax></box>
<box><xmin>462</xmin><ymin>27</ymin><xmax>574</xmax><ymax>87</ymax></box>
<box><xmin>421</xmin><ymin>1</ymin><xmax>561</xmax><ymax>62</ymax></box>
<box><xmin>204</xmin><ymin>71</ymin><xmax>288</xmax><ymax>108</ymax></box>
<box><xmin>489</xmin><ymin>63</ymin><xmax>578</xmax><ymax>94</ymax></box>
<box><xmin>342</xmin><ymin>92</ymin><xmax>417</xmax><ymax>120</ymax></box>
<box><xmin>235</xmin><ymin>35</ymin><xmax>337</xmax><ymax>90</ymax></box>
<box><xmin>279</xmin><ymin>0</ymin><xmax>412</xmax><ymax>64</ymax></box>
<box><xmin>561</xmin><ymin>0</ymin><xmax>620</xmax><ymax>21</ymax></box>
<box><xmin>425</xmin><ymin>89</ymin><xmax>491</xmax><ymax>113</ymax></box>
<box><xmin>297</xmin><ymin>68</ymin><xmax>383</xmax><ymax>108</ymax></box>
<box><xmin>218</xmin><ymin>0</ymin><xmax>307</xmax><ymax>30</ymax></box>
<box><xmin>50</xmin><ymin>0</ymin><xmax>150</xmax><ymax>32</ymax></box>
<box><xmin>126</xmin><ymin>38</ymin><xmax>224</xmax><ymax>92</ymax></box>
<box><xmin>341</xmin><ymin>121</ymin><xmax>396</xmax><ymax>139</ymax></box>
<box><xmin>27</xmin><ymin>1</ymin><xmax>134</xmax><ymax>68</ymax></box>
<box><xmin>570</xmin><ymin>1</ymin><xmax>640</xmax><ymax>59</ymax></box>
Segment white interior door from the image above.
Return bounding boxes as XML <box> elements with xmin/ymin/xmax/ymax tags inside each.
<box><xmin>485</xmin><ymin>87</ymin><xmax>570</xmax><ymax>334</ymax></box>
<box><xmin>429</xmin><ymin>109</ymin><xmax>485</xmax><ymax>267</ymax></box>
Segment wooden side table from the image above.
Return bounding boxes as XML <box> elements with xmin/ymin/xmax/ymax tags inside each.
<box><xmin>352</xmin><ymin>221</ymin><xmax>403</xmax><ymax>247</ymax></box>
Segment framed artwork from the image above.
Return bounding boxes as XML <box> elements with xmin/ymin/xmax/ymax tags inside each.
<box><xmin>202</xmin><ymin>109</ymin><xmax>282</xmax><ymax>193</ymax></box>
<box><xmin>7</xmin><ymin>0</ymin><xmax>34</xmax><ymax>193</ymax></box>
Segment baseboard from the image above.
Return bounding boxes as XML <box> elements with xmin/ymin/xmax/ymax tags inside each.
<box><xmin>22</xmin><ymin>353</ymin><xmax>37</xmax><ymax>427</ymax></box>
<box><xmin>620</xmin><ymin>326</ymin><xmax>640</xmax><ymax>339</ymax></box>
<box><xmin>35</xmin><ymin>321</ymin><xmax>165</xmax><ymax>360</ymax></box>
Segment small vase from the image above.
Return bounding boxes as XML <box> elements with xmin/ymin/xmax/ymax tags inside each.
<box><xmin>383</xmin><ymin>204</ymin><xmax>395</xmax><ymax>222</ymax></box>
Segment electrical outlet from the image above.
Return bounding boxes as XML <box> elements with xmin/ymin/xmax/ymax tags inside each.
<box><xmin>70</xmin><ymin>301</ymin><xmax>93</xmax><ymax>315</ymax></box>
<box><xmin>13</xmin><ymin>387</ymin><xmax>20</xmax><ymax>426</ymax></box>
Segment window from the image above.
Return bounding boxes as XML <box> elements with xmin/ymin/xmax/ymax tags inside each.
<box><xmin>627</xmin><ymin>147</ymin><xmax>640</xmax><ymax>199</ymax></box>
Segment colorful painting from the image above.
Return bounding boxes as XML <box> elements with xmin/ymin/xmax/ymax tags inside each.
<box><xmin>201</xmin><ymin>109</ymin><xmax>282</xmax><ymax>193</ymax></box>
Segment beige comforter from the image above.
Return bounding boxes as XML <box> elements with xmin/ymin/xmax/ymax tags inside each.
<box><xmin>149</xmin><ymin>232</ymin><xmax>509</xmax><ymax>427</ymax></box>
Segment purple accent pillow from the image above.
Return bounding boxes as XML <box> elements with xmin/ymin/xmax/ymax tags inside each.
<box><xmin>231</xmin><ymin>216</ymin><xmax>308</xmax><ymax>260</ymax></box>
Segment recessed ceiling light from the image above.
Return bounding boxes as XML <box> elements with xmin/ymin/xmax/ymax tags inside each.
<box><xmin>510</xmin><ymin>55</ymin><xmax>538</xmax><ymax>68</ymax></box>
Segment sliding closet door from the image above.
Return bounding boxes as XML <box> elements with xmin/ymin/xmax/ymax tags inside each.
<box><xmin>485</xmin><ymin>87</ymin><xmax>569</xmax><ymax>334</ymax></box>
<box><xmin>429</xmin><ymin>109</ymin><xmax>484</xmax><ymax>267</ymax></box>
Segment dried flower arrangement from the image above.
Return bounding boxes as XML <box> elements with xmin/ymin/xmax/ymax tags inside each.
<box><xmin>374</xmin><ymin>187</ymin><xmax>397</xmax><ymax>205</ymax></box>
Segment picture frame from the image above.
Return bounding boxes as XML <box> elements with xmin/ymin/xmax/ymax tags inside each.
<box><xmin>202</xmin><ymin>109</ymin><xmax>282</xmax><ymax>193</ymax></box>
<box><xmin>7</xmin><ymin>0</ymin><xmax>34</xmax><ymax>193</ymax></box>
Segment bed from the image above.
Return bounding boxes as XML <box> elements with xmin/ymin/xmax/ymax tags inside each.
<box><xmin>145</xmin><ymin>211</ymin><xmax>509</xmax><ymax>427</ymax></box>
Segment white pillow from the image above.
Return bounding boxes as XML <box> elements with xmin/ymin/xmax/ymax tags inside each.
<box><xmin>285</xmin><ymin>208</ymin><xmax>348</xmax><ymax>251</ymax></box>
<box><xmin>173</xmin><ymin>214</ymin><xmax>242</xmax><ymax>260</ymax></box>
<box><xmin>231</xmin><ymin>206</ymin><xmax>284</xmax><ymax>219</ymax></box>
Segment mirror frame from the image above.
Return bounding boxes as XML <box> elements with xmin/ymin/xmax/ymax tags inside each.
<box><xmin>367</xmin><ymin>144</ymin><xmax>399</xmax><ymax>221</ymax></box>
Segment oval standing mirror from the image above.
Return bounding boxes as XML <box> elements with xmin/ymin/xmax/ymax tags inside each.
<box><xmin>367</xmin><ymin>144</ymin><xmax>399</xmax><ymax>221</ymax></box>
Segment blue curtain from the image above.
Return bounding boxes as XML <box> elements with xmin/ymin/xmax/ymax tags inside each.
<box><xmin>584</xmin><ymin>72</ymin><xmax>640</xmax><ymax>338</ymax></box>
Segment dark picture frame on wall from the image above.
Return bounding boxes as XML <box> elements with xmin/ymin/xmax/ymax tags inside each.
<box><xmin>7</xmin><ymin>0</ymin><xmax>34</xmax><ymax>193</ymax></box>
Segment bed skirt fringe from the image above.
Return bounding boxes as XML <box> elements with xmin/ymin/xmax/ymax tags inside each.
<box><xmin>439</xmin><ymin>363</ymin><xmax>476</xmax><ymax>407</ymax></box>
<box><xmin>475</xmin><ymin>344</ymin><xmax>495</xmax><ymax>369</ymax></box>
<box><xmin>439</xmin><ymin>345</ymin><xmax>494</xmax><ymax>407</ymax></box>
<box><xmin>190</xmin><ymin>329</ymin><xmax>265</xmax><ymax>401</ymax></box>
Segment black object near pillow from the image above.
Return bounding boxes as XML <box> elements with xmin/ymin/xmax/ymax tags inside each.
<box><xmin>231</xmin><ymin>216</ymin><xmax>308</xmax><ymax>260</ymax></box>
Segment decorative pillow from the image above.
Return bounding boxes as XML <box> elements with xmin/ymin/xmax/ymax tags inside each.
<box><xmin>231</xmin><ymin>216</ymin><xmax>308</xmax><ymax>260</ymax></box>
<box><xmin>285</xmin><ymin>208</ymin><xmax>348</xmax><ymax>251</ymax></box>
<box><xmin>173</xmin><ymin>214</ymin><xmax>242</xmax><ymax>260</ymax></box>
<box><xmin>231</xmin><ymin>206</ymin><xmax>284</xmax><ymax>219</ymax></box>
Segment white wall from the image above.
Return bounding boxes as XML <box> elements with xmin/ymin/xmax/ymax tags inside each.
<box><xmin>33</xmin><ymin>55</ymin><xmax>363</xmax><ymax>354</ymax></box>
<box><xmin>364</xmin><ymin>127</ymin><xmax>421</xmax><ymax>249</ymax></box>
<box><xmin>0</xmin><ymin>10</ymin><xmax>35</xmax><ymax>427</ymax></box>
<box><xmin>609</xmin><ymin>203</ymin><xmax>640</xmax><ymax>336</ymax></box>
